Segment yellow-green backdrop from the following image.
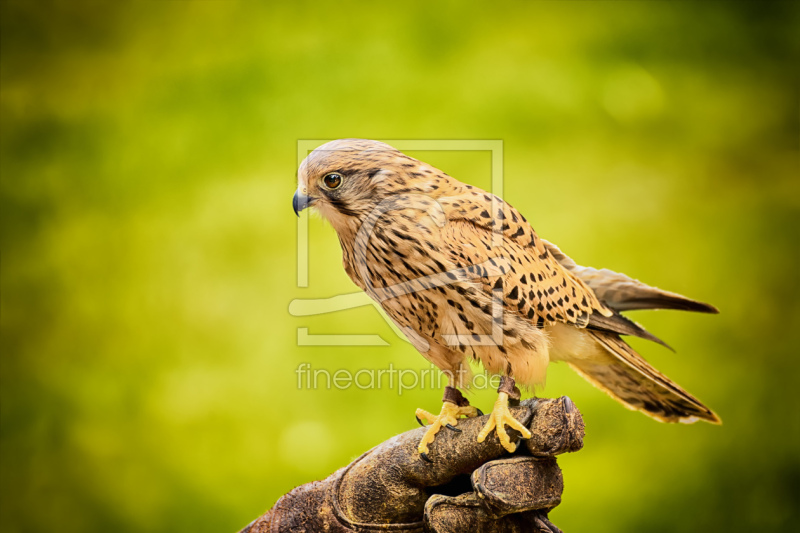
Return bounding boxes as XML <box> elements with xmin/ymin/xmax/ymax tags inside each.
<box><xmin>2</xmin><ymin>2</ymin><xmax>798</xmax><ymax>532</ymax></box>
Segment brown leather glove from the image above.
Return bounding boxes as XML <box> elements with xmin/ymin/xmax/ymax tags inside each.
<box><xmin>241</xmin><ymin>397</ymin><xmax>584</xmax><ymax>533</ymax></box>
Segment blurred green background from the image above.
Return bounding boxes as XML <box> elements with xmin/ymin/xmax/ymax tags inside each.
<box><xmin>2</xmin><ymin>1</ymin><xmax>798</xmax><ymax>532</ymax></box>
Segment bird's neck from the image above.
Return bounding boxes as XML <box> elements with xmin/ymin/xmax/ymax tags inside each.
<box><xmin>333</xmin><ymin>218</ymin><xmax>366</xmax><ymax>289</ymax></box>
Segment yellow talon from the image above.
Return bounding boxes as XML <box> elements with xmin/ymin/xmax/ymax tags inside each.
<box><xmin>416</xmin><ymin>401</ymin><xmax>479</xmax><ymax>456</ymax></box>
<box><xmin>477</xmin><ymin>392</ymin><xmax>532</xmax><ymax>452</ymax></box>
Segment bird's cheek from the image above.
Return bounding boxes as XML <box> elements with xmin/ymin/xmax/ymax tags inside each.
<box><xmin>313</xmin><ymin>200</ymin><xmax>333</xmax><ymax>219</ymax></box>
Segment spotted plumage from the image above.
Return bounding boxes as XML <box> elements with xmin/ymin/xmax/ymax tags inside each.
<box><xmin>294</xmin><ymin>139</ymin><xmax>720</xmax><ymax>452</ymax></box>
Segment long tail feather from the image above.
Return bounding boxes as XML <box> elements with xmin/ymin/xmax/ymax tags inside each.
<box><xmin>543</xmin><ymin>239</ymin><xmax>719</xmax><ymax>314</ymax></box>
<box><xmin>570</xmin><ymin>331</ymin><xmax>720</xmax><ymax>424</ymax></box>
<box><xmin>587</xmin><ymin>309</ymin><xmax>673</xmax><ymax>350</ymax></box>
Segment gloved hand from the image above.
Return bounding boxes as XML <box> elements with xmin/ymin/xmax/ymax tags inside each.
<box><xmin>240</xmin><ymin>397</ymin><xmax>584</xmax><ymax>533</ymax></box>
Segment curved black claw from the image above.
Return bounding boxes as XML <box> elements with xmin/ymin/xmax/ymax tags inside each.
<box><xmin>533</xmin><ymin>513</ymin><xmax>563</xmax><ymax>533</ymax></box>
<box><xmin>514</xmin><ymin>438</ymin><xmax>524</xmax><ymax>453</ymax></box>
<box><xmin>445</xmin><ymin>423</ymin><xmax>462</xmax><ymax>433</ymax></box>
<box><xmin>476</xmin><ymin>407</ymin><xmax>484</xmax><ymax>417</ymax></box>
<box><xmin>416</xmin><ymin>415</ymin><xmax>425</xmax><ymax>427</ymax></box>
<box><xmin>420</xmin><ymin>452</ymin><xmax>433</xmax><ymax>463</ymax></box>
<box><xmin>562</xmin><ymin>396</ymin><xmax>575</xmax><ymax>414</ymax></box>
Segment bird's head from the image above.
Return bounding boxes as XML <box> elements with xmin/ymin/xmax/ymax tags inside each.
<box><xmin>293</xmin><ymin>139</ymin><xmax>448</xmax><ymax>233</ymax></box>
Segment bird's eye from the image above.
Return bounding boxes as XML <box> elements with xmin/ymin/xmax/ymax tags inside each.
<box><xmin>322</xmin><ymin>173</ymin><xmax>343</xmax><ymax>189</ymax></box>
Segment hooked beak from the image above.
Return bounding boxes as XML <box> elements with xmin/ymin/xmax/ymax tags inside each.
<box><xmin>293</xmin><ymin>189</ymin><xmax>313</xmax><ymax>216</ymax></box>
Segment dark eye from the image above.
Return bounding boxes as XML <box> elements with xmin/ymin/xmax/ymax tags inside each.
<box><xmin>322</xmin><ymin>173</ymin><xmax>343</xmax><ymax>189</ymax></box>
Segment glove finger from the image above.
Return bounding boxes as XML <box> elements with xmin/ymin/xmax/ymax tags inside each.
<box><xmin>522</xmin><ymin>396</ymin><xmax>585</xmax><ymax>456</ymax></box>
<box><xmin>401</xmin><ymin>405</ymin><xmax>533</xmax><ymax>487</ymax></box>
<box><xmin>424</xmin><ymin>493</ymin><xmax>541</xmax><ymax>533</ymax></box>
<box><xmin>471</xmin><ymin>456</ymin><xmax>563</xmax><ymax>518</ymax></box>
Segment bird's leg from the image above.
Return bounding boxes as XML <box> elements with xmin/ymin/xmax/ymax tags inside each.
<box><xmin>415</xmin><ymin>386</ymin><xmax>481</xmax><ymax>461</ymax></box>
<box><xmin>477</xmin><ymin>376</ymin><xmax>532</xmax><ymax>452</ymax></box>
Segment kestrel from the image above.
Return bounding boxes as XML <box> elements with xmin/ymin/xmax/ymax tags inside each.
<box><xmin>293</xmin><ymin>139</ymin><xmax>720</xmax><ymax>459</ymax></box>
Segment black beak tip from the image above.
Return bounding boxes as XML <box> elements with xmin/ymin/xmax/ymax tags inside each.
<box><xmin>293</xmin><ymin>191</ymin><xmax>314</xmax><ymax>217</ymax></box>
<box><xmin>292</xmin><ymin>191</ymin><xmax>301</xmax><ymax>217</ymax></box>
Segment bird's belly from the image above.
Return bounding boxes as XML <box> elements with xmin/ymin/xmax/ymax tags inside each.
<box><xmin>545</xmin><ymin>322</ymin><xmax>603</xmax><ymax>363</ymax></box>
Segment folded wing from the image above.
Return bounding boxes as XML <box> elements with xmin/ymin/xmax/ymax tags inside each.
<box><xmin>543</xmin><ymin>239</ymin><xmax>718</xmax><ymax>314</ymax></box>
